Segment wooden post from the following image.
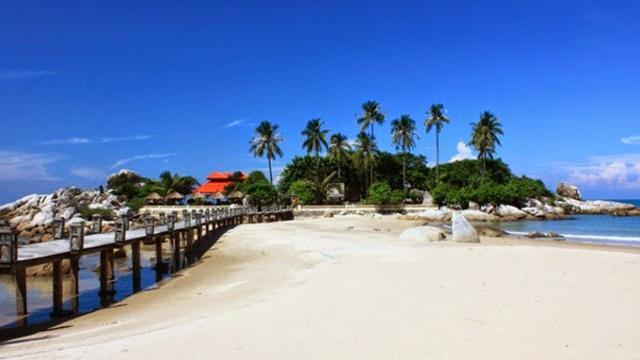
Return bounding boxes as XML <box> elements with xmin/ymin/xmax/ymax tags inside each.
<box><xmin>51</xmin><ymin>260</ymin><xmax>64</xmax><ymax>317</ymax></box>
<box><xmin>132</xmin><ymin>240</ymin><xmax>141</xmax><ymax>293</ymax></box>
<box><xmin>70</xmin><ymin>256</ymin><xmax>80</xmax><ymax>314</ymax></box>
<box><xmin>14</xmin><ymin>265</ymin><xmax>27</xmax><ymax>325</ymax></box>
<box><xmin>154</xmin><ymin>235</ymin><xmax>163</xmax><ymax>282</ymax></box>
<box><xmin>172</xmin><ymin>230</ymin><xmax>180</xmax><ymax>270</ymax></box>
<box><xmin>99</xmin><ymin>248</ymin><xmax>116</xmax><ymax>306</ymax></box>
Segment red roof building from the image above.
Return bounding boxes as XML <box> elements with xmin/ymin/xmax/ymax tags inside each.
<box><xmin>195</xmin><ymin>172</ymin><xmax>247</xmax><ymax>195</ymax></box>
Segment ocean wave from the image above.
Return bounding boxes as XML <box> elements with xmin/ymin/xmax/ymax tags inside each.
<box><xmin>506</xmin><ymin>231</ymin><xmax>640</xmax><ymax>243</ymax></box>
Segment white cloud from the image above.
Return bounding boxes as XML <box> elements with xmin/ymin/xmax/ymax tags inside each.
<box><xmin>566</xmin><ymin>153</ymin><xmax>640</xmax><ymax>189</ymax></box>
<box><xmin>221</xmin><ymin>120</ymin><xmax>254</xmax><ymax>129</ymax></box>
<box><xmin>621</xmin><ymin>135</ymin><xmax>640</xmax><ymax>145</ymax></box>
<box><xmin>0</xmin><ymin>70</ymin><xmax>58</xmax><ymax>80</ymax></box>
<box><xmin>0</xmin><ymin>150</ymin><xmax>62</xmax><ymax>181</ymax></box>
<box><xmin>41</xmin><ymin>135</ymin><xmax>151</xmax><ymax>145</ymax></box>
<box><xmin>111</xmin><ymin>153</ymin><xmax>179</xmax><ymax>169</ymax></box>
<box><xmin>70</xmin><ymin>166</ymin><xmax>107</xmax><ymax>179</ymax></box>
<box><xmin>449</xmin><ymin>141</ymin><xmax>475</xmax><ymax>162</ymax></box>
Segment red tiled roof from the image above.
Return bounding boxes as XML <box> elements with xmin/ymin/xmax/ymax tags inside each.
<box><xmin>206</xmin><ymin>172</ymin><xmax>248</xmax><ymax>181</ymax></box>
<box><xmin>195</xmin><ymin>182</ymin><xmax>229</xmax><ymax>194</ymax></box>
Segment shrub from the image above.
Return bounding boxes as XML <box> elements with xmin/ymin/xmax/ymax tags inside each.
<box><xmin>288</xmin><ymin>179</ymin><xmax>317</xmax><ymax>205</ymax></box>
<box><xmin>78</xmin><ymin>206</ymin><xmax>114</xmax><ymax>220</ymax></box>
<box><xmin>244</xmin><ymin>182</ymin><xmax>278</xmax><ymax>210</ymax></box>
<box><xmin>367</xmin><ymin>181</ymin><xmax>393</xmax><ymax>205</ymax></box>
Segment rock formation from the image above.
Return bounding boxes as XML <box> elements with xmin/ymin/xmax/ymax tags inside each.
<box><xmin>452</xmin><ymin>213</ymin><xmax>479</xmax><ymax>243</ymax></box>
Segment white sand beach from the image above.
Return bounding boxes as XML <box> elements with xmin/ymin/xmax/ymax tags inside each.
<box><xmin>2</xmin><ymin>216</ymin><xmax>640</xmax><ymax>359</ymax></box>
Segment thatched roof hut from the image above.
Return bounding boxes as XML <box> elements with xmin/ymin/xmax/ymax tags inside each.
<box><xmin>164</xmin><ymin>191</ymin><xmax>184</xmax><ymax>204</ymax></box>
<box><xmin>145</xmin><ymin>192</ymin><xmax>164</xmax><ymax>205</ymax></box>
<box><xmin>227</xmin><ymin>191</ymin><xmax>244</xmax><ymax>199</ymax></box>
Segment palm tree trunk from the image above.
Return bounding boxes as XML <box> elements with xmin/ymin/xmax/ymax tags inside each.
<box><xmin>268</xmin><ymin>157</ymin><xmax>273</xmax><ymax>184</ymax></box>
<box><xmin>435</xmin><ymin>130</ymin><xmax>440</xmax><ymax>184</ymax></box>
<box><xmin>403</xmin><ymin>151</ymin><xmax>406</xmax><ymax>191</ymax></box>
<box><xmin>370</xmin><ymin>123</ymin><xmax>374</xmax><ymax>138</ymax></box>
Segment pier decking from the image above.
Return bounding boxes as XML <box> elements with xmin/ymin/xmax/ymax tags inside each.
<box><xmin>0</xmin><ymin>207</ymin><xmax>293</xmax><ymax>327</ymax></box>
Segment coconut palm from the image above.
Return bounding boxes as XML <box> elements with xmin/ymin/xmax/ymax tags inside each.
<box><xmin>328</xmin><ymin>133</ymin><xmax>351</xmax><ymax>179</ymax></box>
<box><xmin>469</xmin><ymin>111</ymin><xmax>504</xmax><ymax>173</ymax></box>
<box><xmin>391</xmin><ymin>114</ymin><xmax>418</xmax><ymax>190</ymax></box>
<box><xmin>250</xmin><ymin>121</ymin><xmax>284</xmax><ymax>184</ymax></box>
<box><xmin>357</xmin><ymin>100</ymin><xmax>385</xmax><ymax>137</ymax></box>
<box><xmin>301</xmin><ymin>118</ymin><xmax>329</xmax><ymax>160</ymax></box>
<box><xmin>352</xmin><ymin>132</ymin><xmax>379</xmax><ymax>194</ymax></box>
<box><xmin>158</xmin><ymin>171</ymin><xmax>200</xmax><ymax>196</ymax></box>
<box><xmin>425</xmin><ymin>104</ymin><xmax>450</xmax><ymax>184</ymax></box>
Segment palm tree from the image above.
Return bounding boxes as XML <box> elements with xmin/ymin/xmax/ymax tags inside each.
<box><xmin>328</xmin><ymin>133</ymin><xmax>351</xmax><ymax>179</ymax></box>
<box><xmin>250</xmin><ymin>121</ymin><xmax>284</xmax><ymax>184</ymax></box>
<box><xmin>301</xmin><ymin>118</ymin><xmax>329</xmax><ymax>161</ymax></box>
<box><xmin>391</xmin><ymin>114</ymin><xmax>418</xmax><ymax>191</ymax></box>
<box><xmin>352</xmin><ymin>132</ymin><xmax>379</xmax><ymax>195</ymax></box>
<box><xmin>469</xmin><ymin>111</ymin><xmax>504</xmax><ymax>174</ymax></box>
<box><xmin>425</xmin><ymin>104</ymin><xmax>450</xmax><ymax>184</ymax></box>
<box><xmin>158</xmin><ymin>171</ymin><xmax>200</xmax><ymax>196</ymax></box>
<box><xmin>357</xmin><ymin>100</ymin><xmax>385</xmax><ymax>137</ymax></box>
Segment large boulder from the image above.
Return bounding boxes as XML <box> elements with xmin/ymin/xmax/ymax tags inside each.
<box><xmin>416</xmin><ymin>208</ymin><xmax>450</xmax><ymax>222</ymax></box>
<box><xmin>557</xmin><ymin>183</ymin><xmax>582</xmax><ymax>200</ymax></box>
<box><xmin>107</xmin><ymin>169</ymin><xmax>142</xmax><ymax>189</ymax></box>
<box><xmin>461</xmin><ymin>209</ymin><xmax>498</xmax><ymax>222</ymax></box>
<box><xmin>497</xmin><ymin>205</ymin><xmax>527</xmax><ymax>219</ymax></box>
<box><xmin>399</xmin><ymin>226</ymin><xmax>446</xmax><ymax>243</ymax></box>
<box><xmin>422</xmin><ymin>191</ymin><xmax>434</xmax><ymax>206</ymax></box>
<box><xmin>452</xmin><ymin>213</ymin><xmax>479</xmax><ymax>243</ymax></box>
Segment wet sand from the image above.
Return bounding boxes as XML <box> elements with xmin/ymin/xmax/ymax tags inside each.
<box><xmin>2</xmin><ymin>215</ymin><xmax>640</xmax><ymax>359</ymax></box>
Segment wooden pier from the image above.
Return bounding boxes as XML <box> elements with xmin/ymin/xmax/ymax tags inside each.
<box><xmin>0</xmin><ymin>207</ymin><xmax>293</xmax><ymax>326</ymax></box>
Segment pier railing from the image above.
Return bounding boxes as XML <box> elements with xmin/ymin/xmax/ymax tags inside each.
<box><xmin>0</xmin><ymin>206</ymin><xmax>293</xmax><ymax>326</ymax></box>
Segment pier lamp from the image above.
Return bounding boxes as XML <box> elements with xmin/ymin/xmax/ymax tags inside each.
<box><xmin>114</xmin><ymin>218</ymin><xmax>126</xmax><ymax>245</ymax></box>
<box><xmin>158</xmin><ymin>212</ymin><xmax>166</xmax><ymax>225</ymax></box>
<box><xmin>53</xmin><ymin>216</ymin><xmax>65</xmax><ymax>240</ymax></box>
<box><xmin>144</xmin><ymin>216</ymin><xmax>156</xmax><ymax>236</ymax></box>
<box><xmin>92</xmin><ymin>214</ymin><xmax>103</xmax><ymax>233</ymax></box>
<box><xmin>204</xmin><ymin>209</ymin><xmax>211</xmax><ymax>223</ymax></box>
<box><xmin>167</xmin><ymin>213</ymin><xmax>176</xmax><ymax>231</ymax></box>
<box><xmin>69</xmin><ymin>223</ymin><xmax>85</xmax><ymax>254</ymax></box>
<box><xmin>123</xmin><ymin>214</ymin><xmax>130</xmax><ymax>231</ymax></box>
<box><xmin>191</xmin><ymin>209</ymin><xmax>197</xmax><ymax>221</ymax></box>
<box><xmin>194</xmin><ymin>212</ymin><xmax>202</xmax><ymax>226</ymax></box>
<box><xmin>0</xmin><ymin>227</ymin><xmax>18</xmax><ymax>266</ymax></box>
<box><xmin>183</xmin><ymin>211</ymin><xmax>191</xmax><ymax>227</ymax></box>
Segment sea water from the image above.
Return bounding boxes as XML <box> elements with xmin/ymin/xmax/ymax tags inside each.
<box><xmin>491</xmin><ymin>200</ymin><xmax>640</xmax><ymax>246</ymax></box>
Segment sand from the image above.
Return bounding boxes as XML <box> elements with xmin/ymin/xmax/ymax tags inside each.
<box><xmin>2</xmin><ymin>215</ymin><xmax>640</xmax><ymax>359</ymax></box>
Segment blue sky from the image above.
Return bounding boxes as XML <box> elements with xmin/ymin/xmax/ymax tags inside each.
<box><xmin>1</xmin><ymin>0</ymin><xmax>639</xmax><ymax>203</ymax></box>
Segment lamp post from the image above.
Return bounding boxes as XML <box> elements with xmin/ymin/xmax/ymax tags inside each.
<box><xmin>114</xmin><ymin>218</ymin><xmax>126</xmax><ymax>245</ymax></box>
<box><xmin>53</xmin><ymin>216</ymin><xmax>65</xmax><ymax>240</ymax></box>
<box><xmin>69</xmin><ymin>224</ymin><xmax>84</xmax><ymax>254</ymax></box>
<box><xmin>158</xmin><ymin>212</ymin><xmax>166</xmax><ymax>226</ymax></box>
<box><xmin>92</xmin><ymin>214</ymin><xmax>102</xmax><ymax>233</ymax></box>
<box><xmin>0</xmin><ymin>227</ymin><xmax>18</xmax><ymax>267</ymax></box>
<box><xmin>144</xmin><ymin>216</ymin><xmax>155</xmax><ymax>237</ymax></box>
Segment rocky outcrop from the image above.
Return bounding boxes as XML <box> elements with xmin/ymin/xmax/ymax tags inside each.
<box><xmin>496</xmin><ymin>205</ymin><xmax>528</xmax><ymax>220</ymax></box>
<box><xmin>557</xmin><ymin>197</ymin><xmax>638</xmax><ymax>215</ymax></box>
<box><xmin>0</xmin><ymin>187</ymin><xmax>127</xmax><ymax>243</ymax></box>
<box><xmin>474</xmin><ymin>225</ymin><xmax>507</xmax><ymax>237</ymax></box>
<box><xmin>398</xmin><ymin>226</ymin><xmax>446</xmax><ymax>244</ymax></box>
<box><xmin>460</xmin><ymin>209</ymin><xmax>498</xmax><ymax>222</ymax></box>
<box><xmin>107</xmin><ymin>169</ymin><xmax>142</xmax><ymax>189</ymax></box>
<box><xmin>452</xmin><ymin>213</ymin><xmax>479</xmax><ymax>243</ymax></box>
<box><xmin>557</xmin><ymin>183</ymin><xmax>582</xmax><ymax>200</ymax></box>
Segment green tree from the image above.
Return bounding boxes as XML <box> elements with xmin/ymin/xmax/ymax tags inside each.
<box><xmin>391</xmin><ymin>114</ymin><xmax>418</xmax><ymax>191</ymax></box>
<box><xmin>352</xmin><ymin>131</ymin><xmax>379</xmax><ymax>194</ymax></box>
<box><xmin>357</xmin><ymin>100</ymin><xmax>385</xmax><ymax>137</ymax></box>
<box><xmin>250</xmin><ymin>121</ymin><xmax>284</xmax><ymax>184</ymax></box>
<box><xmin>470</xmin><ymin>111</ymin><xmax>504</xmax><ymax>173</ymax></box>
<box><xmin>244</xmin><ymin>181</ymin><xmax>278</xmax><ymax>211</ymax></box>
<box><xmin>301</xmin><ymin>118</ymin><xmax>329</xmax><ymax>170</ymax></box>
<box><xmin>425</xmin><ymin>104</ymin><xmax>450</xmax><ymax>184</ymax></box>
<box><xmin>158</xmin><ymin>171</ymin><xmax>200</xmax><ymax>196</ymax></box>
<box><xmin>328</xmin><ymin>133</ymin><xmax>351</xmax><ymax>179</ymax></box>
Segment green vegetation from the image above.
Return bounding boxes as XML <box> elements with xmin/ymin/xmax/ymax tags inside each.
<box><xmin>428</xmin><ymin>159</ymin><xmax>553</xmax><ymax>208</ymax></box>
<box><xmin>78</xmin><ymin>206</ymin><xmax>115</xmax><ymax>220</ymax></box>
<box><xmin>249</xmin><ymin>100</ymin><xmax>552</xmax><ymax>208</ymax></box>
<box><xmin>109</xmin><ymin>171</ymin><xmax>199</xmax><ymax>211</ymax></box>
<box><xmin>250</xmin><ymin>121</ymin><xmax>283</xmax><ymax>184</ymax></box>
<box><xmin>242</xmin><ymin>171</ymin><xmax>279</xmax><ymax>210</ymax></box>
